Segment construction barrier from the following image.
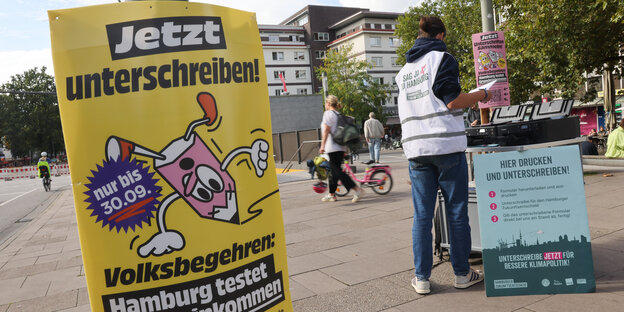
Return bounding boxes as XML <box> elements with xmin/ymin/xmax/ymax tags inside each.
<box><xmin>53</xmin><ymin>164</ymin><xmax>70</xmax><ymax>176</ymax></box>
<box><xmin>0</xmin><ymin>164</ymin><xmax>70</xmax><ymax>181</ymax></box>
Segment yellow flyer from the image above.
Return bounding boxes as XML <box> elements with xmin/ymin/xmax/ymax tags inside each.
<box><xmin>48</xmin><ymin>1</ymin><xmax>292</xmax><ymax>311</ymax></box>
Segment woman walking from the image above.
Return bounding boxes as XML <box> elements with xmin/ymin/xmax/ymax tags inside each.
<box><xmin>319</xmin><ymin>95</ymin><xmax>364</xmax><ymax>203</ymax></box>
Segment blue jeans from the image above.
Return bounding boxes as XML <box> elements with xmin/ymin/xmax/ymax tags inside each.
<box><xmin>368</xmin><ymin>138</ymin><xmax>381</xmax><ymax>162</ymax></box>
<box><xmin>408</xmin><ymin>152</ymin><xmax>471</xmax><ymax>280</ymax></box>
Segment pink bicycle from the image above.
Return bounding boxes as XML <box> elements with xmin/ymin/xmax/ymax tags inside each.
<box><xmin>335</xmin><ymin>162</ymin><xmax>393</xmax><ymax>196</ymax></box>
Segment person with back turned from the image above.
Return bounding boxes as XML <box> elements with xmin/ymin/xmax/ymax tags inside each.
<box><xmin>364</xmin><ymin>112</ymin><xmax>385</xmax><ymax>164</ymax></box>
<box><xmin>319</xmin><ymin>95</ymin><xmax>365</xmax><ymax>203</ymax></box>
<box><xmin>396</xmin><ymin>16</ymin><xmax>493</xmax><ymax>294</ymax></box>
<box><xmin>37</xmin><ymin>152</ymin><xmax>52</xmax><ymax>189</ymax></box>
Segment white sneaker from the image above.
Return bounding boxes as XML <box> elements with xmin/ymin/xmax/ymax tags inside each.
<box><xmin>321</xmin><ymin>194</ymin><xmax>337</xmax><ymax>202</ymax></box>
<box><xmin>454</xmin><ymin>269</ymin><xmax>484</xmax><ymax>289</ymax></box>
<box><xmin>352</xmin><ymin>188</ymin><xmax>364</xmax><ymax>203</ymax></box>
<box><xmin>411</xmin><ymin>277</ymin><xmax>430</xmax><ymax>294</ymax></box>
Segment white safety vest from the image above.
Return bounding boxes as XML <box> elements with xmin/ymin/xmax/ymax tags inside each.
<box><xmin>396</xmin><ymin>51</ymin><xmax>466</xmax><ymax>158</ymax></box>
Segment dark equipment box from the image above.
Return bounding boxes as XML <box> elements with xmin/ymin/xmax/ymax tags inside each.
<box><xmin>466</xmin><ymin>100</ymin><xmax>580</xmax><ymax>146</ymax></box>
<box><xmin>465</xmin><ymin>125</ymin><xmax>498</xmax><ymax>146</ymax></box>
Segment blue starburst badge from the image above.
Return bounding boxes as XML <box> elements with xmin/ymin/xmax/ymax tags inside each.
<box><xmin>84</xmin><ymin>158</ymin><xmax>161</xmax><ymax>233</ymax></box>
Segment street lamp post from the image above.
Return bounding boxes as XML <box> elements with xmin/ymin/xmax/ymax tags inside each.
<box><xmin>480</xmin><ymin>0</ymin><xmax>494</xmax><ymax>124</ymax></box>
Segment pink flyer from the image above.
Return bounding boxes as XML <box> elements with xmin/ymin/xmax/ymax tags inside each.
<box><xmin>472</xmin><ymin>31</ymin><xmax>510</xmax><ymax>108</ymax></box>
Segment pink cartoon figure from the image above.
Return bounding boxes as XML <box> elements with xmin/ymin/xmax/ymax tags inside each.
<box><xmin>105</xmin><ymin>92</ymin><xmax>269</xmax><ymax>257</ymax></box>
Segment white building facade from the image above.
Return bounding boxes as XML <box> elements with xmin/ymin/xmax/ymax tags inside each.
<box><xmin>259</xmin><ymin>25</ymin><xmax>313</xmax><ymax>96</ymax></box>
<box><xmin>259</xmin><ymin>7</ymin><xmax>403</xmax><ymax>120</ymax></box>
<box><xmin>327</xmin><ymin>12</ymin><xmax>403</xmax><ymax>117</ymax></box>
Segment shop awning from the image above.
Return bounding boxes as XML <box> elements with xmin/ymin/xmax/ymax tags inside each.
<box><xmin>385</xmin><ymin>116</ymin><xmax>400</xmax><ymax>125</ymax></box>
<box><xmin>574</xmin><ymin>97</ymin><xmax>604</xmax><ymax>108</ymax></box>
<box><xmin>572</xmin><ymin>95</ymin><xmax>623</xmax><ymax>108</ymax></box>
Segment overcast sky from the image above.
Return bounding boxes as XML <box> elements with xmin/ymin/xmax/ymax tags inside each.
<box><xmin>0</xmin><ymin>0</ymin><xmax>420</xmax><ymax>84</ymax></box>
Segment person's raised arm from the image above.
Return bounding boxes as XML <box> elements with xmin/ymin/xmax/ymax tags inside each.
<box><xmin>447</xmin><ymin>89</ymin><xmax>493</xmax><ymax>110</ymax></box>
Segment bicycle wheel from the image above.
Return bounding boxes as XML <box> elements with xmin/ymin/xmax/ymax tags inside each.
<box><xmin>369</xmin><ymin>170</ymin><xmax>393</xmax><ymax>195</ymax></box>
<box><xmin>335</xmin><ymin>181</ymin><xmax>349</xmax><ymax>196</ymax></box>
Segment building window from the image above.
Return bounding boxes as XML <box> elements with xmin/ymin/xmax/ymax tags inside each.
<box><xmin>297</xmin><ymin>88</ymin><xmax>308</xmax><ymax>95</ymax></box>
<box><xmin>373</xmin><ymin>77</ymin><xmax>384</xmax><ymax>84</ymax></box>
<box><xmin>273</xmin><ymin>71</ymin><xmax>285</xmax><ymax>79</ymax></box>
<box><xmin>389</xmin><ymin>37</ymin><xmax>400</xmax><ymax>46</ymax></box>
<box><xmin>394</xmin><ymin>96</ymin><xmax>398</xmax><ymax>105</ymax></box>
<box><xmin>297</xmin><ymin>15</ymin><xmax>309</xmax><ymax>26</ymax></box>
<box><xmin>313</xmin><ymin>32</ymin><xmax>329</xmax><ymax>41</ymax></box>
<box><xmin>295</xmin><ymin>70</ymin><xmax>306</xmax><ymax>79</ymax></box>
<box><xmin>275</xmin><ymin>90</ymin><xmax>282</xmax><ymax>96</ymax></box>
<box><xmin>370</xmin><ymin>37</ymin><xmax>381</xmax><ymax>47</ymax></box>
<box><xmin>268</xmin><ymin>35</ymin><xmax>279</xmax><ymax>42</ymax></box>
<box><xmin>294</xmin><ymin>52</ymin><xmax>305</xmax><ymax>60</ymax></box>
<box><xmin>315</xmin><ymin>50</ymin><xmax>326</xmax><ymax>59</ymax></box>
<box><xmin>392</xmin><ymin>77</ymin><xmax>397</xmax><ymax>85</ymax></box>
<box><xmin>272</xmin><ymin>52</ymin><xmax>284</xmax><ymax>61</ymax></box>
<box><xmin>371</xmin><ymin>57</ymin><xmax>383</xmax><ymax>67</ymax></box>
<box><xmin>289</xmin><ymin>35</ymin><xmax>299</xmax><ymax>42</ymax></box>
<box><xmin>391</xmin><ymin>57</ymin><xmax>399</xmax><ymax>66</ymax></box>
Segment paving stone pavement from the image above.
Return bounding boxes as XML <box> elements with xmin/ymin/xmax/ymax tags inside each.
<box><xmin>1</xmin><ymin>151</ymin><xmax>623</xmax><ymax>311</ymax></box>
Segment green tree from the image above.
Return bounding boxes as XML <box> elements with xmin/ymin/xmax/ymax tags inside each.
<box><xmin>395</xmin><ymin>0</ymin><xmax>624</xmax><ymax>104</ymax></box>
<box><xmin>597</xmin><ymin>0</ymin><xmax>624</xmax><ymax>23</ymax></box>
<box><xmin>395</xmin><ymin>1</ymin><xmax>486</xmax><ymax>98</ymax></box>
<box><xmin>0</xmin><ymin>67</ymin><xmax>63</xmax><ymax>160</ymax></box>
<box><xmin>315</xmin><ymin>44</ymin><xmax>393</xmax><ymax>124</ymax></box>
<box><xmin>497</xmin><ymin>0</ymin><xmax>624</xmax><ymax>100</ymax></box>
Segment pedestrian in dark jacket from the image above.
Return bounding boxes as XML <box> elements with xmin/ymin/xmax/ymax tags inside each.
<box><xmin>396</xmin><ymin>16</ymin><xmax>493</xmax><ymax>294</ymax></box>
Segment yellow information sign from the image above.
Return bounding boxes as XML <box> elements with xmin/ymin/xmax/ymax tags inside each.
<box><xmin>49</xmin><ymin>2</ymin><xmax>292</xmax><ymax>311</ymax></box>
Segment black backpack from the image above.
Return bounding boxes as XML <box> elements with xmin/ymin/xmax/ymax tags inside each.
<box><xmin>331</xmin><ymin>111</ymin><xmax>360</xmax><ymax>148</ymax></box>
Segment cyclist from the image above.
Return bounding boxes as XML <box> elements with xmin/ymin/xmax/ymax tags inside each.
<box><xmin>37</xmin><ymin>152</ymin><xmax>52</xmax><ymax>190</ymax></box>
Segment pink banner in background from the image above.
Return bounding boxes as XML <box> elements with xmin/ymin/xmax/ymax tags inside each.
<box><xmin>472</xmin><ymin>31</ymin><xmax>510</xmax><ymax>108</ymax></box>
<box><xmin>570</xmin><ymin>107</ymin><xmax>598</xmax><ymax>136</ymax></box>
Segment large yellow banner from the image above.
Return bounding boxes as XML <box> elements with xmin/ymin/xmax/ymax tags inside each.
<box><xmin>49</xmin><ymin>2</ymin><xmax>292</xmax><ymax>311</ymax></box>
